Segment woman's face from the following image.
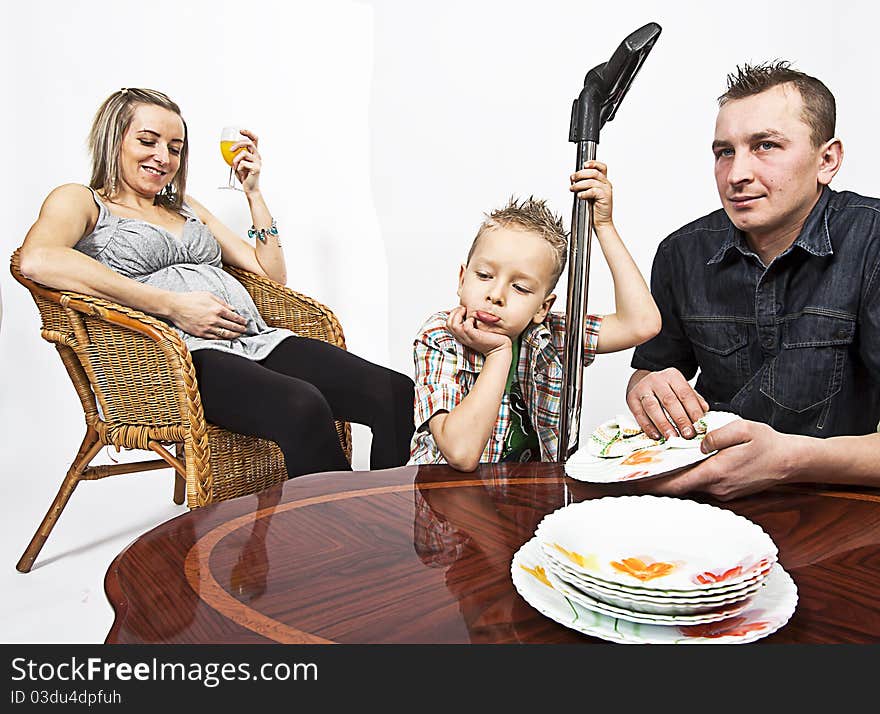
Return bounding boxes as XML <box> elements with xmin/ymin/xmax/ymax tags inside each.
<box><xmin>117</xmin><ymin>103</ymin><xmax>185</xmax><ymax>198</ymax></box>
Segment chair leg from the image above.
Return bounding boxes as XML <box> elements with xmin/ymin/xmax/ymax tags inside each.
<box><xmin>16</xmin><ymin>427</ymin><xmax>103</xmax><ymax>573</ymax></box>
<box><xmin>173</xmin><ymin>472</ymin><xmax>186</xmax><ymax>505</ymax></box>
<box><xmin>170</xmin><ymin>442</ymin><xmax>186</xmax><ymax>505</ymax></box>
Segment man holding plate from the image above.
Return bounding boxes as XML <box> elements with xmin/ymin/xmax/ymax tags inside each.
<box><xmin>625</xmin><ymin>60</ymin><xmax>880</xmax><ymax>500</ymax></box>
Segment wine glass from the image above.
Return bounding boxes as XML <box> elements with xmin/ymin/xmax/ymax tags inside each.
<box><xmin>219</xmin><ymin>125</ymin><xmax>245</xmax><ymax>190</ymax></box>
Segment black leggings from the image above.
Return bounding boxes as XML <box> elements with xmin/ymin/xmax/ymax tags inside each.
<box><xmin>191</xmin><ymin>336</ymin><xmax>415</xmax><ymax>477</ymax></box>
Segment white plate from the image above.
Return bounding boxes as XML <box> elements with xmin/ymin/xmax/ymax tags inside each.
<box><xmin>541</xmin><ymin>541</ymin><xmax>772</xmax><ymax>598</ymax></box>
<box><xmin>543</xmin><ymin>559</ymin><xmax>754</xmax><ymax>623</ymax></box>
<box><xmin>568</xmin><ymin>411</ymin><xmax>741</xmax><ymax>484</ymax></box>
<box><xmin>512</xmin><ymin>537</ymin><xmax>798</xmax><ymax>644</ymax></box>
<box><xmin>535</xmin><ymin>496</ymin><xmax>778</xmax><ymax>591</ymax></box>
<box><xmin>543</xmin><ymin>557</ymin><xmax>765</xmax><ymax>615</ymax></box>
<box><xmin>564</xmin><ymin>447</ymin><xmax>710</xmax><ymax>484</ymax></box>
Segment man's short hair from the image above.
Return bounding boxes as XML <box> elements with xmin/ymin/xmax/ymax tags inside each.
<box><xmin>719</xmin><ymin>60</ymin><xmax>836</xmax><ymax>147</ymax></box>
<box><xmin>468</xmin><ymin>196</ymin><xmax>568</xmax><ymax>291</ymax></box>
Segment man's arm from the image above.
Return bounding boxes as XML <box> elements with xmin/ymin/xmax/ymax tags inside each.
<box><xmin>625</xmin><ymin>234</ymin><xmax>709</xmax><ymax>439</ymax></box>
<box><xmin>626</xmin><ymin>369</ymin><xmax>650</xmax><ymax>398</ymax></box>
<box><xmin>626</xmin><ymin>368</ymin><xmax>709</xmax><ymax>440</ymax></box>
<box><xmin>641</xmin><ymin>420</ymin><xmax>880</xmax><ymax>501</ymax></box>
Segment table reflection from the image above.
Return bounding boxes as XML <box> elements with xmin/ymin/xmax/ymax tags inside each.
<box><xmin>228</xmin><ymin>486</ymin><xmax>284</xmax><ymax>602</ymax></box>
<box><xmin>412</xmin><ymin>466</ymin><xmax>569</xmax><ymax>643</ymax></box>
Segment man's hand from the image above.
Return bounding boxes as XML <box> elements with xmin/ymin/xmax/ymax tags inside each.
<box><xmin>446</xmin><ymin>306</ymin><xmax>512</xmax><ymax>357</ymax></box>
<box><xmin>641</xmin><ymin>419</ymin><xmax>798</xmax><ymax>501</ymax></box>
<box><xmin>627</xmin><ymin>367</ymin><xmax>709</xmax><ymax>440</ymax></box>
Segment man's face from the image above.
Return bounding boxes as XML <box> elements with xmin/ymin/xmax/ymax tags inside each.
<box><xmin>457</xmin><ymin>225</ymin><xmax>557</xmax><ymax>340</ymax></box>
<box><xmin>712</xmin><ymin>84</ymin><xmax>827</xmax><ymax>243</ymax></box>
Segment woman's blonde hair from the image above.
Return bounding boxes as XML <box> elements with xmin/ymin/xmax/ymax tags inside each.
<box><xmin>88</xmin><ymin>88</ymin><xmax>188</xmax><ymax>210</ymax></box>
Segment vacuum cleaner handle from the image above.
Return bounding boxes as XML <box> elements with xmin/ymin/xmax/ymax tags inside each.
<box><xmin>559</xmin><ymin>21</ymin><xmax>661</xmax><ymax>462</ymax></box>
<box><xmin>569</xmin><ymin>22</ymin><xmax>662</xmax><ymax>144</ymax></box>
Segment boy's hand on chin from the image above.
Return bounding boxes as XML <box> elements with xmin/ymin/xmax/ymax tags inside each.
<box><xmin>446</xmin><ymin>306</ymin><xmax>512</xmax><ymax>357</ymax></box>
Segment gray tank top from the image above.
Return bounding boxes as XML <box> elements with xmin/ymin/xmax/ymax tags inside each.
<box><xmin>74</xmin><ymin>187</ymin><xmax>295</xmax><ymax>360</ymax></box>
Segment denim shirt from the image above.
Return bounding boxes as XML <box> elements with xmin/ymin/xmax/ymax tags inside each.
<box><xmin>632</xmin><ymin>187</ymin><xmax>880</xmax><ymax>437</ymax></box>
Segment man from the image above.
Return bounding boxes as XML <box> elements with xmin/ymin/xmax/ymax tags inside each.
<box><xmin>627</xmin><ymin>61</ymin><xmax>880</xmax><ymax>500</ymax></box>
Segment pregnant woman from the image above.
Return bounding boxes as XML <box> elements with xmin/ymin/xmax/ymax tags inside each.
<box><xmin>19</xmin><ymin>87</ymin><xmax>414</xmax><ymax>478</ymax></box>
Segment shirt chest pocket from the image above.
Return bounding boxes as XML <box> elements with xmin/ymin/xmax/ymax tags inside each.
<box><xmin>682</xmin><ymin>318</ymin><xmax>751</xmax><ymax>390</ymax></box>
<box><xmin>532</xmin><ymin>360</ymin><xmax>562</xmax><ymax>389</ymax></box>
<box><xmin>761</xmin><ymin>313</ymin><xmax>855</xmax><ymax>413</ymax></box>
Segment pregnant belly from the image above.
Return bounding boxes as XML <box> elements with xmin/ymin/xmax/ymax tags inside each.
<box><xmin>143</xmin><ymin>264</ymin><xmax>263</xmax><ymax>330</ymax></box>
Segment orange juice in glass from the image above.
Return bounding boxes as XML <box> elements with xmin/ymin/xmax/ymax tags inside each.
<box><xmin>219</xmin><ymin>126</ymin><xmax>245</xmax><ymax>190</ymax></box>
<box><xmin>220</xmin><ymin>140</ymin><xmax>244</xmax><ymax>166</ymax></box>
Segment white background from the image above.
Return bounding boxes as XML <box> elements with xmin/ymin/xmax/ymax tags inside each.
<box><xmin>1</xmin><ymin>0</ymin><xmax>878</xmax><ymax>642</ymax></box>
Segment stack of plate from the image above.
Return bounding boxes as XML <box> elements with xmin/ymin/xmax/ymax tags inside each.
<box><xmin>511</xmin><ymin>496</ymin><xmax>798</xmax><ymax>644</ymax></box>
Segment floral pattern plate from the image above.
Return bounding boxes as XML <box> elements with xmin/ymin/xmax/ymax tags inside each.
<box><xmin>534</xmin><ymin>496</ymin><xmax>778</xmax><ymax>591</ymax></box>
<box><xmin>512</xmin><ymin>537</ymin><xmax>797</xmax><ymax>644</ymax></box>
<box><xmin>565</xmin><ymin>411</ymin><xmax>741</xmax><ymax>484</ymax></box>
<box><xmin>564</xmin><ymin>446</ymin><xmax>712</xmax><ymax>484</ymax></box>
<box><xmin>541</xmin><ymin>541</ymin><xmax>772</xmax><ymax>599</ymax></box>
<box><xmin>543</xmin><ymin>556</ymin><xmax>764</xmax><ymax>616</ymax></box>
<box><xmin>543</xmin><ymin>558</ymin><xmax>755</xmax><ymax>621</ymax></box>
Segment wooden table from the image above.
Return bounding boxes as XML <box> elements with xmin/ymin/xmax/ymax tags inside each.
<box><xmin>104</xmin><ymin>463</ymin><xmax>880</xmax><ymax>644</ymax></box>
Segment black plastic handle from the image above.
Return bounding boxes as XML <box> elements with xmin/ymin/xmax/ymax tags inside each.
<box><xmin>569</xmin><ymin>22</ymin><xmax>662</xmax><ymax>144</ymax></box>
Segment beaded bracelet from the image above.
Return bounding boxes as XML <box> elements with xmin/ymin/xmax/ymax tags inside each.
<box><xmin>248</xmin><ymin>217</ymin><xmax>279</xmax><ymax>244</ymax></box>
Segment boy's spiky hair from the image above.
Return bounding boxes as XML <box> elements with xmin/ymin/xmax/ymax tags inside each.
<box><xmin>719</xmin><ymin>60</ymin><xmax>836</xmax><ymax>147</ymax></box>
<box><xmin>468</xmin><ymin>195</ymin><xmax>568</xmax><ymax>290</ymax></box>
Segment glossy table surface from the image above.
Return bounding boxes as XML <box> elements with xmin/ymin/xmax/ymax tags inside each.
<box><xmin>104</xmin><ymin>463</ymin><xmax>880</xmax><ymax>644</ymax></box>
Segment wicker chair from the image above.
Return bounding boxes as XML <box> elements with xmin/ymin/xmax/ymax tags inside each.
<box><xmin>10</xmin><ymin>248</ymin><xmax>351</xmax><ymax>572</ymax></box>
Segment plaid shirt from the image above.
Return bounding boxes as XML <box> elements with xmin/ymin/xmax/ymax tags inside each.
<box><xmin>409</xmin><ymin>310</ymin><xmax>603</xmax><ymax>464</ymax></box>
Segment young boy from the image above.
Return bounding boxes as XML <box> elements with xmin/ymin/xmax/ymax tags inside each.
<box><xmin>409</xmin><ymin>161</ymin><xmax>661</xmax><ymax>470</ymax></box>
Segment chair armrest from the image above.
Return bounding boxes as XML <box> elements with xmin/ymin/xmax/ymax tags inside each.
<box><xmin>16</xmin><ymin>271</ymin><xmax>200</xmax><ymax>445</ymax></box>
<box><xmin>224</xmin><ymin>265</ymin><xmax>347</xmax><ymax>349</ymax></box>
<box><xmin>60</xmin><ymin>293</ymin><xmax>199</xmax><ymax>439</ymax></box>
<box><xmin>11</xmin><ymin>247</ymin><xmax>203</xmax><ymax>446</ymax></box>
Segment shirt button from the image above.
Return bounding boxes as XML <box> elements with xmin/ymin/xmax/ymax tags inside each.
<box><xmin>762</xmin><ymin>336</ymin><xmax>775</xmax><ymax>348</ymax></box>
<box><xmin>835</xmin><ymin>329</ymin><xmax>849</xmax><ymax>340</ymax></box>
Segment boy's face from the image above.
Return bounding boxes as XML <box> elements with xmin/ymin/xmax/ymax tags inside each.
<box><xmin>457</xmin><ymin>225</ymin><xmax>558</xmax><ymax>340</ymax></box>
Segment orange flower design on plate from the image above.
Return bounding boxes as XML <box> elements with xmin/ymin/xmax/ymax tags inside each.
<box><xmin>620</xmin><ymin>449</ymin><xmax>663</xmax><ymax>466</ymax></box>
<box><xmin>520</xmin><ymin>564</ymin><xmax>553</xmax><ymax>589</ymax></box>
<box><xmin>551</xmin><ymin>543</ymin><xmax>599</xmax><ymax>571</ymax></box>
<box><xmin>694</xmin><ymin>565</ymin><xmax>743</xmax><ymax>585</ymax></box>
<box><xmin>610</xmin><ymin>556</ymin><xmax>676</xmax><ymax>581</ymax></box>
<box><xmin>679</xmin><ymin>615</ymin><xmax>770</xmax><ymax>639</ymax></box>
<box><xmin>694</xmin><ymin>557</ymin><xmax>773</xmax><ymax>585</ymax></box>
<box><xmin>748</xmin><ymin>558</ymin><xmax>772</xmax><ymax>574</ymax></box>
<box><xmin>621</xmin><ymin>470</ymin><xmax>650</xmax><ymax>481</ymax></box>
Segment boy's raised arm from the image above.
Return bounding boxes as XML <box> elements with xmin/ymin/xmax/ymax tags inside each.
<box><xmin>569</xmin><ymin>161</ymin><xmax>661</xmax><ymax>353</ymax></box>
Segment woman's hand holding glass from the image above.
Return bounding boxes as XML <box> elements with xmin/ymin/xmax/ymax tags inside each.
<box><xmin>219</xmin><ymin>126</ymin><xmax>261</xmax><ymax>193</ymax></box>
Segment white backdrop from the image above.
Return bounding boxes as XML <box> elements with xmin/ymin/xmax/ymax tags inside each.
<box><xmin>1</xmin><ymin>0</ymin><xmax>879</xmax><ymax>642</ymax></box>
